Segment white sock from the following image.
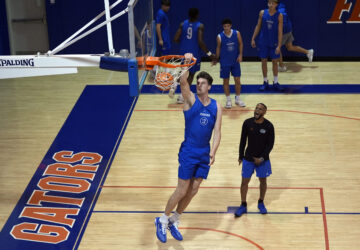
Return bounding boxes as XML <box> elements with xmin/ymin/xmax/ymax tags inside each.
<box><xmin>226</xmin><ymin>95</ymin><xmax>231</xmax><ymax>101</ymax></box>
<box><xmin>274</xmin><ymin>76</ymin><xmax>278</xmax><ymax>83</ymax></box>
<box><xmin>263</xmin><ymin>77</ymin><xmax>268</xmax><ymax>83</ymax></box>
<box><xmin>160</xmin><ymin>214</ymin><xmax>169</xmax><ymax>225</ymax></box>
<box><xmin>169</xmin><ymin>211</ymin><xmax>181</xmax><ymax>223</ymax></box>
<box><xmin>235</xmin><ymin>95</ymin><xmax>240</xmax><ymax>100</ymax></box>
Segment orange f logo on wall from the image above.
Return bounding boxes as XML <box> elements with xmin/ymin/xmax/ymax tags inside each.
<box><xmin>328</xmin><ymin>0</ymin><xmax>360</xmax><ymax>23</ymax></box>
<box><xmin>9</xmin><ymin>151</ymin><xmax>102</xmax><ymax>244</ymax></box>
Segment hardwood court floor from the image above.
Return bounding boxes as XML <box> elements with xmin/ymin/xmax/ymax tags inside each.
<box><xmin>84</xmin><ymin>93</ymin><xmax>360</xmax><ymax>249</ymax></box>
<box><xmin>0</xmin><ymin>62</ymin><xmax>360</xmax><ymax>249</ymax></box>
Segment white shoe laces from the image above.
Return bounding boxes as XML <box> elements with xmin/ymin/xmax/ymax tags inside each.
<box><xmin>161</xmin><ymin>222</ymin><xmax>167</xmax><ymax>234</ymax></box>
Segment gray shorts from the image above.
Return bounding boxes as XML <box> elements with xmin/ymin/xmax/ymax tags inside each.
<box><xmin>282</xmin><ymin>32</ymin><xmax>294</xmax><ymax>46</ymax></box>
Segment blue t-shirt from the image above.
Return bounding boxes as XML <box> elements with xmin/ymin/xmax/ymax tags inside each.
<box><xmin>182</xmin><ymin>95</ymin><xmax>217</xmax><ymax>148</ymax></box>
<box><xmin>218</xmin><ymin>29</ymin><xmax>239</xmax><ymax>66</ymax></box>
<box><xmin>258</xmin><ymin>9</ymin><xmax>280</xmax><ymax>47</ymax></box>
<box><xmin>278</xmin><ymin>3</ymin><xmax>292</xmax><ymax>34</ymax></box>
<box><xmin>179</xmin><ymin>20</ymin><xmax>201</xmax><ymax>60</ymax></box>
<box><xmin>155</xmin><ymin>9</ymin><xmax>171</xmax><ymax>49</ymax></box>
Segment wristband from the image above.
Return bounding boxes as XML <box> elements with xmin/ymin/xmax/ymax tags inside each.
<box><xmin>207</xmin><ymin>51</ymin><xmax>212</xmax><ymax>57</ymax></box>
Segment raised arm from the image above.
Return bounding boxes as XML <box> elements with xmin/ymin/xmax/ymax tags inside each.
<box><xmin>251</xmin><ymin>10</ymin><xmax>264</xmax><ymax>48</ymax></box>
<box><xmin>210</xmin><ymin>102</ymin><xmax>222</xmax><ymax>165</ymax></box>
<box><xmin>179</xmin><ymin>53</ymin><xmax>196</xmax><ymax>110</ymax></box>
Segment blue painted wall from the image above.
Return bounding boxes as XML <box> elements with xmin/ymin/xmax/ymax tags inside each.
<box><xmin>153</xmin><ymin>0</ymin><xmax>360</xmax><ymax>58</ymax></box>
<box><xmin>45</xmin><ymin>0</ymin><xmax>129</xmax><ymax>55</ymax></box>
<box><xmin>0</xmin><ymin>0</ymin><xmax>10</xmax><ymax>55</ymax></box>
<box><xmin>1</xmin><ymin>0</ymin><xmax>359</xmax><ymax>57</ymax></box>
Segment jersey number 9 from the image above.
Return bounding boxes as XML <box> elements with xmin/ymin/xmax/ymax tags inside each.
<box><xmin>186</xmin><ymin>27</ymin><xmax>193</xmax><ymax>39</ymax></box>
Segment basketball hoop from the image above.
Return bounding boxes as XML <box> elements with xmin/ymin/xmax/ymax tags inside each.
<box><xmin>138</xmin><ymin>55</ymin><xmax>196</xmax><ymax>91</ymax></box>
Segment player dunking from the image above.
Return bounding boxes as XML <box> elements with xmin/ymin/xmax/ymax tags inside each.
<box><xmin>155</xmin><ymin>53</ymin><xmax>222</xmax><ymax>243</ymax></box>
<box><xmin>170</xmin><ymin>8</ymin><xmax>214</xmax><ymax>103</ymax></box>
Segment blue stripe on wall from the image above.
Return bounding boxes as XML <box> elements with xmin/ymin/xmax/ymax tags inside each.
<box><xmin>141</xmin><ymin>84</ymin><xmax>360</xmax><ymax>94</ymax></box>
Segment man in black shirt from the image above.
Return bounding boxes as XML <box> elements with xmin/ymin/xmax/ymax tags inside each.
<box><xmin>235</xmin><ymin>103</ymin><xmax>274</xmax><ymax>217</ymax></box>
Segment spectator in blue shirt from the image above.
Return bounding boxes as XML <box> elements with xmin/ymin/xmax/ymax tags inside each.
<box><xmin>156</xmin><ymin>0</ymin><xmax>171</xmax><ymax>55</ymax></box>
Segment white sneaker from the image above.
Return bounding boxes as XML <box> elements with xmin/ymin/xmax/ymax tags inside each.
<box><xmin>307</xmin><ymin>49</ymin><xmax>314</xmax><ymax>63</ymax></box>
<box><xmin>278</xmin><ymin>65</ymin><xmax>287</xmax><ymax>72</ymax></box>
<box><xmin>225</xmin><ymin>99</ymin><xmax>232</xmax><ymax>109</ymax></box>
<box><xmin>176</xmin><ymin>95</ymin><xmax>184</xmax><ymax>104</ymax></box>
<box><xmin>235</xmin><ymin>99</ymin><xmax>246</xmax><ymax>107</ymax></box>
<box><xmin>168</xmin><ymin>87</ymin><xmax>175</xmax><ymax>99</ymax></box>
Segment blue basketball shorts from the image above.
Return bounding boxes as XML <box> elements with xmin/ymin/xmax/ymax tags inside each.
<box><xmin>258</xmin><ymin>45</ymin><xmax>280</xmax><ymax>60</ymax></box>
<box><xmin>220</xmin><ymin>62</ymin><xmax>241</xmax><ymax>79</ymax></box>
<box><xmin>242</xmin><ymin>159</ymin><xmax>272</xmax><ymax>178</ymax></box>
<box><xmin>178</xmin><ymin>144</ymin><xmax>210</xmax><ymax>180</ymax></box>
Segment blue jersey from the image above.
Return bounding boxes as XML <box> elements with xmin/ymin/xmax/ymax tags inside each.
<box><xmin>219</xmin><ymin>29</ymin><xmax>239</xmax><ymax>66</ymax></box>
<box><xmin>179</xmin><ymin>20</ymin><xmax>201</xmax><ymax>60</ymax></box>
<box><xmin>259</xmin><ymin>9</ymin><xmax>280</xmax><ymax>47</ymax></box>
<box><xmin>278</xmin><ymin>3</ymin><xmax>292</xmax><ymax>33</ymax></box>
<box><xmin>155</xmin><ymin>9</ymin><xmax>171</xmax><ymax>49</ymax></box>
<box><xmin>182</xmin><ymin>95</ymin><xmax>218</xmax><ymax>148</ymax></box>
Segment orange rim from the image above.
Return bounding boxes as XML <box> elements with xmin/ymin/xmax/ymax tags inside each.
<box><xmin>143</xmin><ymin>55</ymin><xmax>197</xmax><ymax>69</ymax></box>
<box><xmin>158</xmin><ymin>55</ymin><xmax>196</xmax><ymax>68</ymax></box>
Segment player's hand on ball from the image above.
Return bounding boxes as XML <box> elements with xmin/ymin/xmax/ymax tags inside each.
<box><xmin>184</xmin><ymin>53</ymin><xmax>193</xmax><ymax>64</ymax></box>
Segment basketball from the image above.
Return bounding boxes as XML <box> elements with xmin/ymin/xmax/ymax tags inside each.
<box><xmin>154</xmin><ymin>72</ymin><xmax>174</xmax><ymax>91</ymax></box>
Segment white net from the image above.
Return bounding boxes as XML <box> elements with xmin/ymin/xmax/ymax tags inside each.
<box><xmin>154</xmin><ymin>56</ymin><xmax>196</xmax><ymax>92</ymax></box>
